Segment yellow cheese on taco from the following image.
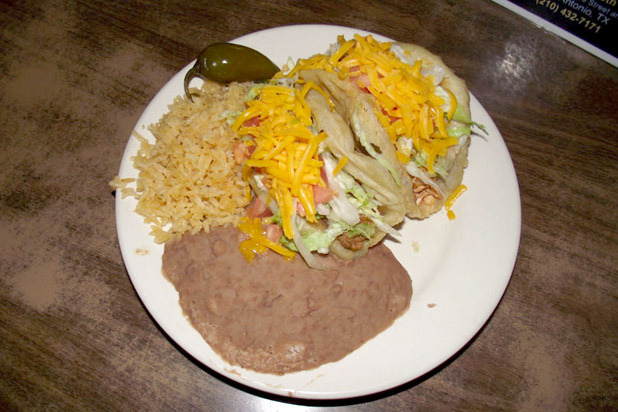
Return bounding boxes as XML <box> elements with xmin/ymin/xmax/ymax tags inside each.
<box><xmin>232</xmin><ymin>80</ymin><xmax>404</xmax><ymax>268</ymax></box>
<box><xmin>283</xmin><ymin>35</ymin><xmax>480</xmax><ymax>219</ymax></box>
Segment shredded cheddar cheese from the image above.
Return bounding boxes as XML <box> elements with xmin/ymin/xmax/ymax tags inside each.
<box><xmin>282</xmin><ymin>34</ymin><xmax>458</xmax><ymax>175</ymax></box>
<box><xmin>332</xmin><ymin>156</ymin><xmax>348</xmax><ymax>176</ymax></box>
<box><xmin>396</xmin><ymin>150</ymin><xmax>410</xmax><ymax>164</ymax></box>
<box><xmin>238</xmin><ymin>217</ymin><xmax>295</xmax><ymax>261</ymax></box>
<box><xmin>445</xmin><ymin>184</ymin><xmax>467</xmax><ymax>220</ymax></box>
<box><xmin>233</xmin><ymin>83</ymin><xmax>331</xmax><ymax>248</ymax></box>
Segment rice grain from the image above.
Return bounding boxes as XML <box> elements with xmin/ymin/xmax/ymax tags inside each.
<box><xmin>111</xmin><ymin>81</ymin><xmax>253</xmax><ymax>243</ymax></box>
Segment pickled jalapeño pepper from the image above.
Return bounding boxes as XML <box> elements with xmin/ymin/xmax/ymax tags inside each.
<box><xmin>184</xmin><ymin>43</ymin><xmax>279</xmax><ymax>101</ymax></box>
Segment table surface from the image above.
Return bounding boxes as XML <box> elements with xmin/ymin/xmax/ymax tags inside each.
<box><xmin>1</xmin><ymin>0</ymin><xmax>616</xmax><ymax>410</ymax></box>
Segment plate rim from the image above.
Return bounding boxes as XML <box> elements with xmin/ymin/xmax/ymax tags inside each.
<box><xmin>115</xmin><ymin>23</ymin><xmax>522</xmax><ymax>400</ymax></box>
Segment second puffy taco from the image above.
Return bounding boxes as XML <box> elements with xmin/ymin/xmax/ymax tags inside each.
<box><xmin>283</xmin><ymin>35</ymin><xmax>481</xmax><ymax>219</ymax></box>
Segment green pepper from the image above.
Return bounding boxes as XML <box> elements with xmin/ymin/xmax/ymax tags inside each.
<box><xmin>184</xmin><ymin>43</ymin><xmax>279</xmax><ymax>101</ymax></box>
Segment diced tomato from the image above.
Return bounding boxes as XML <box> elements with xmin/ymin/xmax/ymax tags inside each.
<box><xmin>348</xmin><ymin>66</ymin><xmax>380</xmax><ymax>92</ymax></box>
<box><xmin>312</xmin><ymin>184</ymin><xmax>334</xmax><ymax>204</ymax></box>
<box><xmin>233</xmin><ymin>143</ymin><xmax>250</xmax><ymax>164</ymax></box>
<box><xmin>246</xmin><ymin>196</ymin><xmax>272</xmax><ymax>219</ymax></box>
<box><xmin>296</xmin><ymin>201</ymin><xmax>306</xmax><ymax>217</ymax></box>
<box><xmin>352</xmin><ymin>73</ymin><xmax>371</xmax><ymax>88</ymax></box>
<box><xmin>349</xmin><ymin>65</ymin><xmax>371</xmax><ymax>92</ymax></box>
<box><xmin>243</xmin><ymin>116</ymin><xmax>262</xmax><ymax>127</ymax></box>
<box><xmin>265</xmin><ymin>224</ymin><xmax>283</xmax><ymax>242</ymax></box>
<box><xmin>320</xmin><ymin>166</ymin><xmax>328</xmax><ymax>184</ymax></box>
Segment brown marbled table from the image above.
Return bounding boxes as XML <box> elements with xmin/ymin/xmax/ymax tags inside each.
<box><xmin>1</xmin><ymin>1</ymin><xmax>616</xmax><ymax>410</ymax></box>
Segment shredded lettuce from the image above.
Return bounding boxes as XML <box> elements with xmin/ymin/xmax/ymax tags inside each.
<box><xmin>291</xmin><ymin>215</ymin><xmax>325</xmax><ymax>269</ymax></box>
<box><xmin>347</xmin><ymin>222</ymin><xmax>376</xmax><ymax>239</ymax></box>
<box><xmin>292</xmin><ymin>220</ymin><xmax>377</xmax><ymax>253</ymax></box>
<box><xmin>334</xmin><ymin>170</ymin><xmax>399</xmax><ymax>237</ymax></box>
<box><xmin>322</xmin><ymin>153</ymin><xmax>361</xmax><ymax>225</ymax></box>
<box><xmin>328</xmin><ymin>193</ymin><xmax>360</xmax><ymax>226</ymax></box>
<box><xmin>452</xmin><ymin>105</ymin><xmax>487</xmax><ymax>134</ymax></box>
<box><xmin>279</xmin><ymin>235</ymin><xmax>298</xmax><ymax>251</ymax></box>
<box><xmin>405</xmin><ymin>161</ymin><xmax>444</xmax><ymax>197</ymax></box>
<box><xmin>435</xmin><ymin>86</ymin><xmax>452</xmax><ymax>114</ymax></box>
<box><xmin>220</xmin><ymin>110</ymin><xmax>242</xmax><ymax>125</ymax></box>
<box><xmin>245</xmin><ymin>83</ymin><xmax>267</xmax><ymax>102</ymax></box>
<box><xmin>447</xmin><ymin>125</ymin><xmax>471</xmax><ymax>138</ymax></box>
<box><xmin>276</xmin><ymin>151</ymin><xmax>400</xmax><ymax>257</ymax></box>
<box><xmin>300</xmin><ymin>222</ymin><xmax>347</xmax><ymax>252</ymax></box>
<box><xmin>412</xmin><ymin>151</ymin><xmax>447</xmax><ymax>178</ymax></box>
<box><xmin>248</xmin><ymin>174</ymin><xmax>278</xmax><ymax>214</ymax></box>
<box><xmin>270</xmin><ymin>210</ymin><xmax>282</xmax><ymax>225</ymax></box>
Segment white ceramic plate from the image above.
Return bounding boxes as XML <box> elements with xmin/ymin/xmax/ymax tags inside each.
<box><xmin>115</xmin><ymin>24</ymin><xmax>521</xmax><ymax>400</ymax></box>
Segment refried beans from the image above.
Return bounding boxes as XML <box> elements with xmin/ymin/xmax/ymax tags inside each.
<box><xmin>162</xmin><ymin>225</ymin><xmax>412</xmax><ymax>375</ymax></box>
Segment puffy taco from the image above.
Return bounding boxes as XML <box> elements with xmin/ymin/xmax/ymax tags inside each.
<box><xmin>281</xmin><ymin>35</ymin><xmax>483</xmax><ymax>219</ymax></box>
<box><xmin>231</xmin><ymin>79</ymin><xmax>405</xmax><ymax>268</ymax></box>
